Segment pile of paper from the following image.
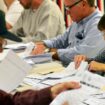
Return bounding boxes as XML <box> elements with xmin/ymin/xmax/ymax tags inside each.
<box><xmin>0</xmin><ymin>50</ymin><xmax>32</xmax><ymax>92</ymax></box>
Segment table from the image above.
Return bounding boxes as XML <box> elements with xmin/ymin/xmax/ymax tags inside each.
<box><xmin>16</xmin><ymin>61</ymin><xmax>65</xmax><ymax>91</ymax></box>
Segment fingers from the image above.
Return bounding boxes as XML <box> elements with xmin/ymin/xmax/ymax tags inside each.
<box><xmin>88</xmin><ymin>61</ymin><xmax>97</xmax><ymax>71</ymax></box>
<box><xmin>66</xmin><ymin>81</ymin><xmax>81</xmax><ymax>89</ymax></box>
<box><xmin>62</xmin><ymin>101</ymin><xmax>69</xmax><ymax>105</ymax></box>
<box><xmin>51</xmin><ymin>81</ymin><xmax>81</xmax><ymax>99</ymax></box>
<box><xmin>31</xmin><ymin>43</ymin><xmax>45</xmax><ymax>55</ymax></box>
<box><xmin>74</xmin><ymin>55</ymin><xmax>86</xmax><ymax>69</ymax></box>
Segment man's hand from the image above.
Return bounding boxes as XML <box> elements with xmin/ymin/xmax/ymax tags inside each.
<box><xmin>51</xmin><ymin>81</ymin><xmax>80</xmax><ymax>99</ymax></box>
<box><xmin>50</xmin><ymin>48</ymin><xmax>59</xmax><ymax>60</ymax></box>
<box><xmin>31</xmin><ymin>42</ymin><xmax>46</xmax><ymax>55</ymax></box>
<box><xmin>74</xmin><ymin>55</ymin><xmax>87</xmax><ymax>69</ymax></box>
<box><xmin>89</xmin><ymin>61</ymin><xmax>105</xmax><ymax>72</ymax></box>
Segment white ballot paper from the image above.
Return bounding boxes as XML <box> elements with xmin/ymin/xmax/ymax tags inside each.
<box><xmin>0</xmin><ymin>50</ymin><xmax>32</xmax><ymax>92</ymax></box>
<box><xmin>50</xmin><ymin>61</ymin><xmax>105</xmax><ymax>105</ymax></box>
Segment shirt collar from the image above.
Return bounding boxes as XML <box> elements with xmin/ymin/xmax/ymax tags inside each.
<box><xmin>30</xmin><ymin>0</ymin><xmax>48</xmax><ymax>12</ymax></box>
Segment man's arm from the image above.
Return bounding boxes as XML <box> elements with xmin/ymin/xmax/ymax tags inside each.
<box><xmin>89</xmin><ymin>61</ymin><xmax>105</xmax><ymax>72</ymax></box>
<box><xmin>0</xmin><ymin>82</ymin><xmax>80</xmax><ymax>105</ymax></box>
<box><xmin>11</xmin><ymin>11</ymin><xmax>24</xmax><ymax>37</ymax></box>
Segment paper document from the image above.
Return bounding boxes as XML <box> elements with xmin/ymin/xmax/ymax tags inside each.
<box><xmin>5</xmin><ymin>42</ymin><xmax>35</xmax><ymax>52</ymax></box>
<box><xmin>65</xmin><ymin>61</ymin><xmax>88</xmax><ymax>73</ymax></box>
<box><xmin>18</xmin><ymin>42</ymin><xmax>35</xmax><ymax>58</ymax></box>
<box><xmin>50</xmin><ymin>84</ymin><xmax>97</xmax><ymax>105</ymax></box>
<box><xmin>77</xmin><ymin>70</ymin><xmax>105</xmax><ymax>89</ymax></box>
<box><xmin>0</xmin><ymin>50</ymin><xmax>32</xmax><ymax>92</ymax></box>
<box><xmin>50</xmin><ymin>61</ymin><xmax>105</xmax><ymax>105</ymax></box>
<box><xmin>23</xmin><ymin>61</ymin><xmax>88</xmax><ymax>88</ymax></box>
<box><xmin>23</xmin><ymin>53</ymin><xmax>52</xmax><ymax>64</ymax></box>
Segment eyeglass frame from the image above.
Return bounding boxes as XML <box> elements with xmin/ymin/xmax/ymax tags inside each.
<box><xmin>65</xmin><ymin>0</ymin><xmax>83</xmax><ymax>11</ymax></box>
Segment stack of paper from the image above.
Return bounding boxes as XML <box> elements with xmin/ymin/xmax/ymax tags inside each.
<box><xmin>0</xmin><ymin>50</ymin><xmax>32</xmax><ymax>92</ymax></box>
<box><xmin>23</xmin><ymin>53</ymin><xmax>52</xmax><ymax>64</ymax></box>
<box><xmin>4</xmin><ymin>42</ymin><xmax>35</xmax><ymax>52</ymax></box>
<box><xmin>50</xmin><ymin>61</ymin><xmax>105</xmax><ymax>105</ymax></box>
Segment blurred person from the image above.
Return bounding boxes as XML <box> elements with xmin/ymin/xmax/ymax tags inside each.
<box><xmin>11</xmin><ymin>0</ymin><xmax>65</xmax><ymax>42</ymax></box>
<box><xmin>0</xmin><ymin>81</ymin><xmax>80</xmax><ymax>105</ymax></box>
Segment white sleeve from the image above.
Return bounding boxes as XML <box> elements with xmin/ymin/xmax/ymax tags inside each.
<box><xmin>5</xmin><ymin>0</ymin><xmax>23</xmax><ymax>26</ymax></box>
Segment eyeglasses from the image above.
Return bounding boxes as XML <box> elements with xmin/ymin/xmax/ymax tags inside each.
<box><xmin>65</xmin><ymin>0</ymin><xmax>83</xmax><ymax>11</ymax></box>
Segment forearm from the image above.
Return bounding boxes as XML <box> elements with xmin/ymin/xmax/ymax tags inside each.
<box><xmin>43</xmin><ymin>32</ymin><xmax>69</xmax><ymax>49</ymax></box>
<box><xmin>0</xmin><ymin>88</ymin><xmax>52</xmax><ymax>105</ymax></box>
<box><xmin>96</xmin><ymin>63</ymin><xmax>105</xmax><ymax>71</ymax></box>
<box><xmin>13</xmin><ymin>87</ymin><xmax>52</xmax><ymax>105</ymax></box>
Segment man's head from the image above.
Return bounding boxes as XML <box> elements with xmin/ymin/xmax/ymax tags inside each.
<box><xmin>98</xmin><ymin>14</ymin><xmax>105</xmax><ymax>32</ymax></box>
<box><xmin>64</xmin><ymin>0</ymin><xmax>95</xmax><ymax>22</ymax></box>
<box><xmin>18</xmin><ymin>0</ymin><xmax>43</xmax><ymax>9</ymax></box>
<box><xmin>98</xmin><ymin>14</ymin><xmax>105</xmax><ymax>39</ymax></box>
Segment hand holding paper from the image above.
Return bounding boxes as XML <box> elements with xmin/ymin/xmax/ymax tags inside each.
<box><xmin>51</xmin><ymin>81</ymin><xmax>80</xmax><ymax>99</ymax></box>
<box><xmin>74</xmin><ymin>55</ymin><xmax>87</xmax><ymax>69</ymax></box>
<box><xmin>31</xmin><ymin>42</ymin><xmax>46</xmax><ymax>55</ymax></box>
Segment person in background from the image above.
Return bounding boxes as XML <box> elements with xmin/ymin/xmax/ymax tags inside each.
<box><xmin>11</xmin><ymin>0</ymin><xmax>65</xmax><ymax>42</ymax></box>
<box><xmin>31</xmin><ymin>0</ymin><xmax>105</xmax><ymax>66</ymax></box>
<box><xmin>4</xmin><ymin>0</ymin><xmax>24</xmax><ymax>29</ymax></box>
<box><xmin>74</xmin><ymin>14</ymin><xmax>105</xmax><ymax>76</ymax></box>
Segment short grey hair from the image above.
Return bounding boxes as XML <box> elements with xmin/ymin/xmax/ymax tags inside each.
<box><xmin>87</xmin><ymin>0</ymin><xmax>95</xmax><ymax>7</ymax></box>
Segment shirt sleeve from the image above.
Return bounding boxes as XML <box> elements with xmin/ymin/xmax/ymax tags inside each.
<box><xmin>11</xmin><ymin>11</ymin><xmax>25</xmax><ymax>37</ymax></box>
<box><xmin>44</xmin><ymin>27</ymin><xmax>70</xmax><ymax>48</ymax></box>
<box><xmin>92</xmin><ymin>50</ymin><xmax>105</xmax><ymax>63</ymax></box>
<box><xmin>13</xmin><ymin>87</ymin><xmax>52</xmax><ymax>105</ymax></box>
<box><xmin>5</xmin><ymin>0</ymin><xmax>23</xmax><ymax>26</ymax></box>
<box><xmin>0</xmin><ymin>87</ymin><xmax>52</xmax><ymax>105</ymax></box>
<box><xmin>44</xmin><ymin>21</ymin><xmax>105</xmax><ymax>65</ymax></box>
